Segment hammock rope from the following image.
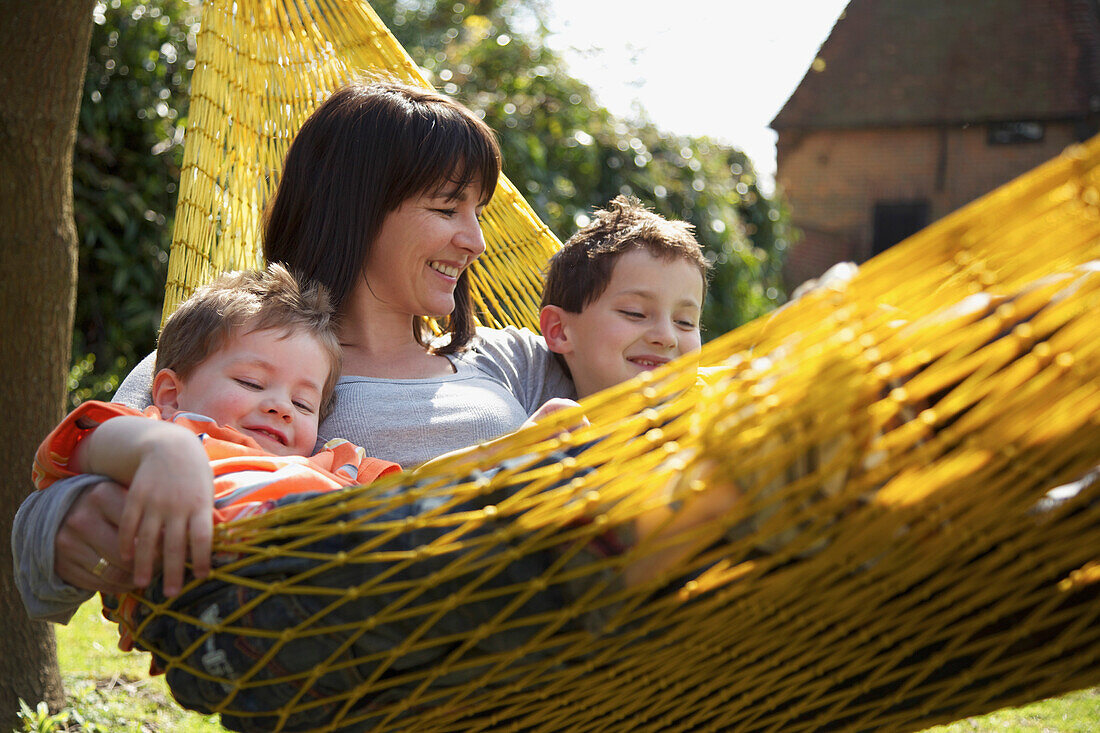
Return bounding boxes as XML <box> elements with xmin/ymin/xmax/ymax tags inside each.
<box><xmin>133</xmin><ymin>1</ymin><xmax>1100</xmax><ymax>731</ymax></box>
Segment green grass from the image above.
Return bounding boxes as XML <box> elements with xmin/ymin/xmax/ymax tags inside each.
<box><xmin>30</xmin><ymin>603</ymin><xmax>1098</xmax><ymax>732</ymax></box>
<box><xmin>924</xmin><ymin>688</ymin><xmax>1100</xmax><ymax>732</ymax></box>
<box><xmin>42</xmin><ymin>602</ymin><xmax>224</xmax><ymax>732</ymax></box>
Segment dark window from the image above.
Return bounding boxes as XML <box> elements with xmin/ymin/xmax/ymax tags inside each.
<box><xmin>988</xmin><ymin>121</ymin><xmax>1045</xmax><ymax>145</ymax></box>
<box><xmin>1074</xmin><ymin>119</ymin><xmax>1099</xmax><ymax>142</ymax></box>
<box><xmin>872</xmin><ymin>201</ymin><xmax>929</xmax><ymax>255</ymax></box>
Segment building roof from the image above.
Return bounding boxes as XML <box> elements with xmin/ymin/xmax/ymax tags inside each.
<box><xmin>772</xmin><ymin>0</ymin><xmax>1100</xmax><ymax>130</ymax></box>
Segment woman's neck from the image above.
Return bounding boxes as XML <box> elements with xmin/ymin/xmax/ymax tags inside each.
<box><xmin>338</xmin><ymin>291</ymin><xmax>455</xmax><ymax>379</ymax></box>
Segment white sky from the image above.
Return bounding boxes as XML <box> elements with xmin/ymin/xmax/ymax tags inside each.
<box><xmin>544</xmin><ymin>0</ymin><xmax>851</xmax><ymax>191</ymax></box>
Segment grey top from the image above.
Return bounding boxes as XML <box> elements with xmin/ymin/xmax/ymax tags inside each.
<box><xmin>321</xmin><ymin>327</ymin><xmax>574</xmax><ymax>468</ymax></box>
<box><xmin>13</xmin><ymin>326</ymin><xmax>573</xmax><ymax>621</ymax></box>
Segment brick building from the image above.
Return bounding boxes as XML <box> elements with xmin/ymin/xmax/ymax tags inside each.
<box><xmin>772</xmin><ymin>0</ymin><xmax>1100</xmax><ymax>288</ymax></box>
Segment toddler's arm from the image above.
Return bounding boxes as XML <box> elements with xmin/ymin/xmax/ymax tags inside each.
<box><xmin>71</xmin><ymin>416</ymin><xmax>214</xmax><ymax>596</ymax></box>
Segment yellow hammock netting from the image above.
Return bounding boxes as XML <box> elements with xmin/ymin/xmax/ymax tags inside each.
<box><xmin>127</xmin><ymin>1</ymin><xmax>1100</xmax><ymax>731</ymax></box>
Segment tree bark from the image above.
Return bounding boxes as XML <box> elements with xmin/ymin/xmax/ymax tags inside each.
<box><xmin>0</xmin><ymin>0</ymin><xmax>97</xmax><ymax>726</ymax></box>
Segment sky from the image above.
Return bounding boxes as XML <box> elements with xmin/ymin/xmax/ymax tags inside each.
<box><xmin>544</xmin><ymin>0</ymin><xmax>852</xmax><ymax>191</ymax></box>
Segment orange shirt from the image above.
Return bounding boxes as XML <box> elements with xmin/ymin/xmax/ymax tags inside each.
<box><xmin>33</xmin><ymin>401</ymin><xmax>401</xmax><ymax>523</ymax></box>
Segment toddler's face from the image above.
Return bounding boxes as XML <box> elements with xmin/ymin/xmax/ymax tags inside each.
<box><xmin>170</xmin><ymin>327</ymin><xmax>330</xmax><ymax>456</ymax></box>
<box><xmin>557</xmin><ymin>249</ymin><xmax>704</xmax><ymax>397</ymax></box>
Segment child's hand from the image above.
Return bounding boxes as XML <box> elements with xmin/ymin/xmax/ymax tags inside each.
<box><xmin>117</xmin><ymin>425</ymin><xmax>214</xmax><ymax>596</ymax></box>
<box><xmin>523</xmin><ymin>398</ymin><xmax>589</xmax><ymax>432</ymax></box>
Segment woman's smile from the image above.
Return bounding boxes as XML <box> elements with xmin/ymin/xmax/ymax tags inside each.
<box><xmin>428</xmin><ymin>260</ymin><xmax>463</xmax><ymax>280</ymax></box>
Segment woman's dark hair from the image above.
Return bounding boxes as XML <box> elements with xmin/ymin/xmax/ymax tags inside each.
<box><xmin>263</xmin><ymin>79</ymin><xmax>502</xmax><ymax>354</ymax></box>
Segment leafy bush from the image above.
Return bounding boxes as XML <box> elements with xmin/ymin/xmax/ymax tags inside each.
<box><xmin>69</xmin><ymin>0</ymin><xmax>198</xmax><ymax>407</ymax></box>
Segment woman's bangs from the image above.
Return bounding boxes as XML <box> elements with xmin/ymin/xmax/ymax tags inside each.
<box><xmin>426</xmin><ymin>115</ymin><xmax>500</xmax><ymax>202</ymax></box>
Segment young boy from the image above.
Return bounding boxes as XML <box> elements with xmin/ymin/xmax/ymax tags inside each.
<box><xmin>535</xmin><ymin>195</ymin><xmax>741</xmax><ymax>584</ymax></box>
<box><xmin>32</xmin><ymin>264</ymin><xmax>401</xmax><ymax>638</ymax></box>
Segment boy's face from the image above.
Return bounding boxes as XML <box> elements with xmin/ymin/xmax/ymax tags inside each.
<box><xmin>154</xmin><ymin>327</ymin><xmax>330</xmax><ymax>456</ymax></box>
<box><xmin>545</xmin><ymin>249</ymin><xmax>704</xmax><ymax>398</ymax></box>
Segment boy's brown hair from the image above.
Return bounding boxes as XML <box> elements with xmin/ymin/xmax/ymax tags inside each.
<box><xmin>155</xmin><ymin>264</ymin><xmax>343</xmax><ymax>417</ymax></box>
<box><xmin>541</xmin><ymin>195</ymin><xmax>711</xmax><ymax>313</ymax></box>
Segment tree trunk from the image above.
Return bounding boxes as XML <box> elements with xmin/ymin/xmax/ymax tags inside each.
<box><xmin>0</xmin><ymin>0</ymin><xmax>96</xmax><ymax>727</ymax></box>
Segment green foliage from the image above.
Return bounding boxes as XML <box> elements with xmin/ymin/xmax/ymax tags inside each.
<box><xmin>71</xmin><ymin>0</ymin><xmax>793</xmax><ymax>404</ymax></box>
<box><xmin>69</xmin><ymin>0</ymin><xmax>198</xmax><ymax>407</ymax></box>
<box><xmin>16</xmin><ymin>700</ymin><xmax>71</xmax><ymax>733</ymax></box>
<box><xmin>46</xmin><ymin>678</ymin><xmax>223</xmax><ymax>733</ymax></box>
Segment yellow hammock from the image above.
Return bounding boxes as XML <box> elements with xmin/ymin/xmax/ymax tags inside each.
<box><xmin>128</xmin><ymin>1</ymin><xmax>1100</xmax><ymax>731</ymax></box>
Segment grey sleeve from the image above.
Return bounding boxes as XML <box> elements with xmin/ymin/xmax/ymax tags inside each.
<box><xmin>113</xmin><ymin>351</ymin><xmax>156</xmax><ymax>409</ymax></box>
<box><xmin>11</xmin><ymin>474</ymin><xmax>104</xmax><ymax>623</ymax></box>
<box><xmin>11</xmin><ymin>353</ymin><xmax>156</xmax><ymax>623</ymax></box>
<box><xmin>470</xmin><ymin>327</ymin><xmax>575</xmax><ymax>414</ymax></box>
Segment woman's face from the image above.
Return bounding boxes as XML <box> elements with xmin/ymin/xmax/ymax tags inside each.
<box><xmin>361</xmin><ymin>183</ymin><xmax>487</xmax><ymax>319</ymax></box>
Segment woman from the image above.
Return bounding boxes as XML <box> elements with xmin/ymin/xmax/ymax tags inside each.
<box><xmin>14</xmin><ymin>80</ymin><xmax>573</xmax><ymax>620</ymax></box>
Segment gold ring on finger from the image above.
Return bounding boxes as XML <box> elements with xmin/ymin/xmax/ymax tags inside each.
<box><xmin>91</xmin><ymin>556</ymin><xmax>110</xmax><ymax>577</ymax></box>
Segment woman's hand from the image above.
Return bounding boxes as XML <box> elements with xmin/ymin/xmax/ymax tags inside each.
<box><xmin>54</xmin><ymin>480</ymin><xmax>137</xmax><ymax>594</ymax></box>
